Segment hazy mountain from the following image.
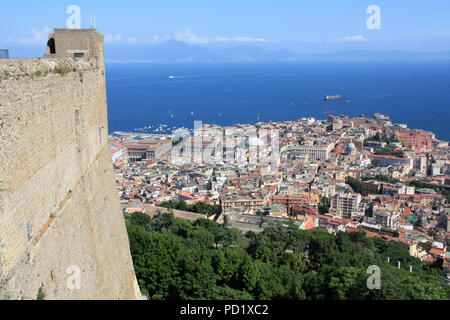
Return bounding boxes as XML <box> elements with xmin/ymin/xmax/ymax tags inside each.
<box><xmin>5</xmin><ymin>39</ymin><xmax>449</xmax><ymax>62</ymax></box>
<box><xmin>104</xmin><ymin>41</ymin><xmax>450</xmax><ymax>63</ymax></box>
<box><xmin>104</xmin><ymin>40</ymin><xmax>299</xmax><ymax>63</ymax></box>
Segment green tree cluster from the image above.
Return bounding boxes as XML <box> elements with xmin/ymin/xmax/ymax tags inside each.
<box><xmin>364</xmin><ymin>134</ymin><xmax>404</xmax><ymax>158</ymax></box>
<box><xmin>374</xmin><ymin>148</ymin><xmax>404</xmax><ymax>158</ymax></box>
<box><xmin>125</xmin><ymin>212</ymin><xmax>450</xmax><ymax>300</ymax></box>
<box><xmin>365</xmin><ymin>133</ymin><xmax>398</xmax><ymax>145</ymax></box>
<box><xmin>365</xmin><ymin>175</ymin><xmax>400</xmax><ymax>184</ymax></box>
<box><xmin>346</xmin><ymin>177</ymin><xmax>362</xmax><ymax>194</ymax></box>
<box><xmin>318</xmin><ymin>197</ymin><xmax>331</xmax><ymax>214</ymax></box>
<box><xmin>409</xmin><ymin>180</ymin><xmax>450</xmax><ymax>203</ymax></box>
<box><xmin>159</xmin><ymin>200</ymin><xmax>221</xmax><ymax>217</ymax></box>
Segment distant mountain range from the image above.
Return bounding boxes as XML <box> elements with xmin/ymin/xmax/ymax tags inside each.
<box><xmin>105</xmin><ymin>40</ymin><xmax>296</xmax><ymax>63</ymax></box>
<box><xmin>5</xmin><ymin>39</ymin><xmax>450</xmax><ymax>62</ymax></box>
<box><xmin>104</xmin><ymin>40</ymin><xmax>450</xmax><ymax>63</ymax></box>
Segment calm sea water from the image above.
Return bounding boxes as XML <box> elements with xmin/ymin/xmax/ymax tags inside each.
<box><xmin>106</xmin><ymin>61</ymin><xmax>450</xmax><ymax>140</ymax></box>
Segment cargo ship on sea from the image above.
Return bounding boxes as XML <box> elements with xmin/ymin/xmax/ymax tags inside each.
<box><xmin>325</xmin><ymin>95</ymin><xmax>342</xmax><ymax>101</ymax></box>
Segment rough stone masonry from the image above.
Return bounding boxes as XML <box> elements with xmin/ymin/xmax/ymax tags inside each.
<box><xmin>0</xmin><ymin>29</ymin><xmax>141</xmax><ymax>299</ymax></box>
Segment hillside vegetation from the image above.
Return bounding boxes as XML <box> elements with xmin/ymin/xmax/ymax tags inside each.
<box><xmin>125</xmin><ymin>212</ymin><xmax>450</xmax><ymax>300</ymax></box>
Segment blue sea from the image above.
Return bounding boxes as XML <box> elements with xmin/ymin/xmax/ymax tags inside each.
<box><xmin>106</xmin><ymin>61</ymin><xmax>450</xmax><ymax>141</ymax></box>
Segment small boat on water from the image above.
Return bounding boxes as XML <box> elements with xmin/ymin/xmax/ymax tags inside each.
<box><xmin>325</xmin><ymin>95</ymin><xmax>342</xmax><ymax>101</ymax></box>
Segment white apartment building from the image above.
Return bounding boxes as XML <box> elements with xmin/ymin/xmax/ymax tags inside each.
<box><xmin>330</xmin><ymin>193</ymin><xmax>362</xmax><ymax>219</ymax></box>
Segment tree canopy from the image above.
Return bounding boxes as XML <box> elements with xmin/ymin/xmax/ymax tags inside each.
<box><xmin>159</xmin><ymin>200</ymin><xmax>221</xmax><ymax>217</ymax></box>
<box><xmin>125</xmin><ymin>212</ymin><xmax>450</xmax><ymax>300</ymax></box>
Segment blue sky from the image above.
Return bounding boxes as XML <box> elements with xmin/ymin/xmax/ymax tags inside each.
<box><xmin>1</xmin><ymin>0</ymin><xmax>450</xmax><ymax>56</ymax></box>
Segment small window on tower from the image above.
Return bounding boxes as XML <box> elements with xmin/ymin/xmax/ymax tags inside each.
<box><xmin>74</xmin><ymin>52</ymin><xmax>84</xmax><ymax>58</ymax></box>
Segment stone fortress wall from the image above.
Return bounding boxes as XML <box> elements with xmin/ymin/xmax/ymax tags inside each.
<box><xmin>0</xmin><ymin>29</ymin><xmax>141</xmax><ymax>300</ymax></box>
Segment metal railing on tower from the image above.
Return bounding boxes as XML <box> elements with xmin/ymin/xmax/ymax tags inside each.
<box><xmin>0</xmin><ymin>49</ymin><xmax>9</xmax><ymax>59</ymax></box>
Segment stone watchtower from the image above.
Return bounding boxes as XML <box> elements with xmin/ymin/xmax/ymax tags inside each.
<box><xmin>44</xmin><ymin>28</ymin><xmax>104</xmax><ymax>67</ymax></box>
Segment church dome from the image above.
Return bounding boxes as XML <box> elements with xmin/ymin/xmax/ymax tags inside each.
<box><xmin>348</xmin><ymin>142</ymin><xmax>356</xmax><ymax>150</ymax></box>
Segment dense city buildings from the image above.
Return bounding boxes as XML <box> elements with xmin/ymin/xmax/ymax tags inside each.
<box><xmin>289</xmin><ymin>143</ymin><xmax>334</xmax><ymax>163</ymax></box>
<box><xmin>126</xmin><ymin>140</ymin><xmax>172</xmax><ymax>162</ymax></box>
<box><xmin>395</xmin><ymin>130</ymin><xmax>434</xmax><ymax>152</ymax></box>
<box><xmin>110</xmin><ymin>113</ymin><xmax>450</xmax><ymax>276</ymax></box>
